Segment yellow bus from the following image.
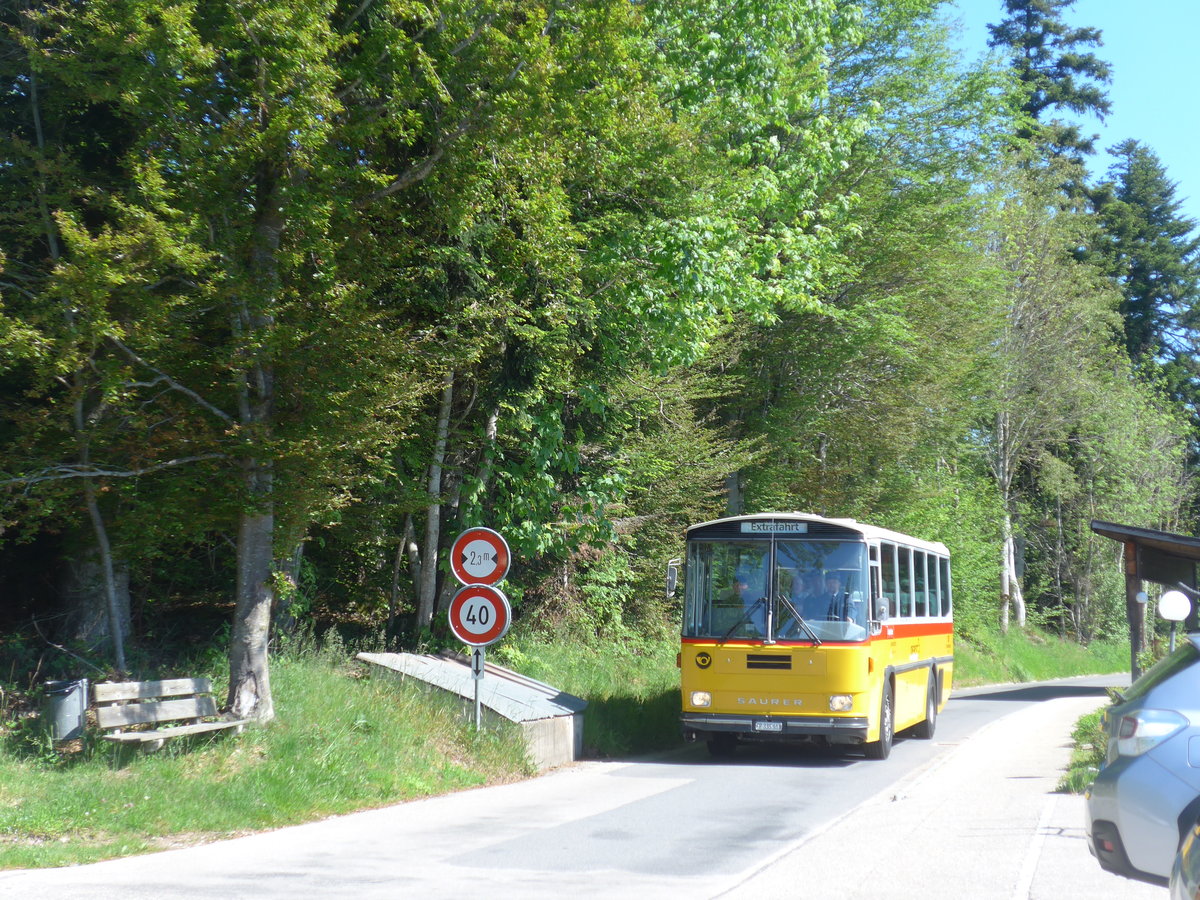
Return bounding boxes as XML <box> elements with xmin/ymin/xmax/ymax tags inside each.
<box><xmin>675</xmin><ymin>512</ymin><xmax>953</xmax><ymax>759</ymax></box>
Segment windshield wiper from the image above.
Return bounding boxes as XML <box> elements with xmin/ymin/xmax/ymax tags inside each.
<box><xmin>777</xmin><ymin>595</ymin><xmax>822</xmax><ymax>645</ymax></box>
<box><xmin>718</xmin><ymin>598</ymin><xmax>766</xmax><ymax>645</ymax></box>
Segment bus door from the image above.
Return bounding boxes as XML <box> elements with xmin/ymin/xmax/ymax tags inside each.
<box><xmin>868</xmin><ymin>547</ymin><xmax>883</xmax><ymax>635</ymax></box>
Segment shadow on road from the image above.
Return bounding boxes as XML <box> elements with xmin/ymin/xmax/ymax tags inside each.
<box><xmin>951</xmin><ymin>682</ymin><xmax>1114</xmax><ymax>703</ymax></box>
<box><xmin>705</xmin><ymin>741</ymin><xmax>860</xmax><ymax>769</ymax></box>
<box><xmin>613</xmin><ymin>678</ymin><xmax>1120</xmax><ymax>770</ymax></box>
<box><xmin>643</xmin><ymin>736</ymin><xmax>863</xmax><ymax>769</ymax></box>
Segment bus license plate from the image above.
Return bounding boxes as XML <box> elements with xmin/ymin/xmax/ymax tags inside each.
<box><xmin>754</xmin><ymin>721</ymin><xmax>783</xmax><ymax>733</ymax></box>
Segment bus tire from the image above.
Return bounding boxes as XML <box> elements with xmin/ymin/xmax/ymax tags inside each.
<box><xmin>707</xmin><ymin>733</ymin><xmax>738</xmax><ymax>758</ymax></box>
<box><xmin>912</xmin><ymin>673</ymin><xmax>938</xmax><ymax>740</ymax></box>
<box><xmin>864</xmin><ymin>682</ymin><xmax>894</xmax><ymax>760</ymax></box>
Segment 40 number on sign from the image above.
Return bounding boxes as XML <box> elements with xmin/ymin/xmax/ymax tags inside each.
<box><xmin>447</xmin><ymin>584</ymin><xmax>511</xmax><ymax>647</ymax></box>
<box><xmin>461</xmin><ymin>596</ymin><xmax>496</xmax><ymax>630</ymax></box>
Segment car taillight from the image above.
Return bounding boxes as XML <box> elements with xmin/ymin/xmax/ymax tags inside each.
<box><xmin>1114</xmin><ymin>709</ymin><xmax>1188</xmax><ymax>757</ymax></box>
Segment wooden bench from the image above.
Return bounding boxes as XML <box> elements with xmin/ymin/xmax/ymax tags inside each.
<box><xmin>92</xmin><ymin>678</ymin><xmax>248</xmax><ymax>752</ymax></box>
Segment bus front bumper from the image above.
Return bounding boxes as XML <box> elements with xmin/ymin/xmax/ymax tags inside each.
<box><xmin>682</xmin><ymin>712</ymin><xmax>869</xmax><ymax>743</ymax></box>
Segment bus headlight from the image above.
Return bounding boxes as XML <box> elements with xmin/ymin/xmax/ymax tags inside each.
<box><xmin>829</xmin><ymin>695</ymin><xmax>853</xmax><ymax>712</ymax></box>
<box><xmin>691</xmin><ymin>691</ymin><xmax>712</xmax><ymax>708</ymax></box>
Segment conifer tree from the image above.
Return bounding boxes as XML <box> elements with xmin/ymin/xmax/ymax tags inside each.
<box><xmin>1093</xmin><ymin>140</ymin><xmax>1200</xmax><ymax>435</ymax></box>
<box><xmin>987</xmin><ymin>0</ymin><xmax>1111</xmax><ymax>161</ymax></box>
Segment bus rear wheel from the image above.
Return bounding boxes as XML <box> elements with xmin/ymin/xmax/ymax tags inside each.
<box><xmin>912</xmin><ymin>673</ymin><xmax>938</xmax><ymax>740</ymax></box>
<box><xmin>864</xmin><ymin>684</ymin><xmax>894</xmax><ymax>760</ymax></box>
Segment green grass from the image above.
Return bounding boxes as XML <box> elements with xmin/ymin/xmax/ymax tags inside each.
<box><xmin>494</xmin><ymin>635</ymin><xmax>682</xmax><ymax>757</ymax></box>
<box><xmin>0</xmin><ymin>625</ymin><xmax>1133</xmax><ymax>869</ymax></box>
<box><xmin>497</xmin><ymin>627</ymin><xmax>1134</xmax><ymax>760</ymax></box>
<box><xmin>955</xmin><ymin>628</ymin><xmax>1129</xmax><ymax>686</ymax></box>
<box><xmin>0</xmin><ymin>648</ymin><xmax>531</xmax><ymax>869</ymax></box>
<box><xmin>1058</xmin><ymin>708</ymin><xmax>1107</xmax><ymax>794</ymax></box>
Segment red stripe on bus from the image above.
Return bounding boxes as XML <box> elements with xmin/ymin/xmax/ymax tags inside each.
<box><xmin>872</xmin><ymin>621</ymin><xmax>953</xmax><ymax>640</ymax></box>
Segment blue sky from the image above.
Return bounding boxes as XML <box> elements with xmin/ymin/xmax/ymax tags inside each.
<box><xmin>947</xmin><ymin>0</ymin><xmax>1200</xmax><ymax>225</ymax></box>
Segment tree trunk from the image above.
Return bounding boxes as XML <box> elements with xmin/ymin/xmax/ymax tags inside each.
<box><xmin>477</xmin><ymin>407</ymin><xmax>500</xmax><ymax>491</ymax></box>
<box><xmin>1000</xmin><ymin>509</ymin><xmax>1026</xmax><ymax>631</ymax></box>
<box><xmin>434</xmin><ymin>464</ymin><xmax>463</xmax><ymax>619</ymax></box>
<box><xmin>82</xmin><ymin>479</ymin><xmax>128</xmax><ymax>673</ymax></box>
<box><xmin>228</xmin><ymin>459</ymin><xmax>275</xmax><ymax>722</ymax></box>
<box><xmin>58</xmin><ymin>525</ymin><xmax>131</xmax><ymax>663</ymax></box>
<box><xmin>1053</xmin><ymin>497</ymin><xmax>1066</xmax><ymax>639</ymax></box>
<box><xmin>71</xmin><ymin>391</ymin><xmax>128</xmax><ymax>671</ymax></box>
<box><xmin>417</xmin><ymin>372</ymin><xmax>454</xmax><ymax>630</ymax></box>
<box><xmin>388</xmin><ymin>514</ymin><xmax>420</xmax><ymax>645</ymax></box>
<box><xmin>227</xmin><ymin>145</ymin><xmax>282</xmax><ymax>722</ymax></box>
<box><xmin>725</xmin><ymin>471</ymin><xmax>744</xmax><ymax>516</ymax></box>
<box><xmin>21</xmin><ymin>7</ymin><xmax>61</xmax><ymax>263</ymax></box>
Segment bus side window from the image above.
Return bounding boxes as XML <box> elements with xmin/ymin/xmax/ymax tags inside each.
<box><xmin>898</xmin><ymin>547</ymin><xmax>912</xmax><ymax>617</ymax></box>
<box><xmin>913</xmin><ymin>550</ymin><xmax>927</xmax><ymax>616</ymax></box>
<box><xmin>941</xmin><ymin>557</ymin><xmax>952</xmax><ymax>615</ymax></box>
<box><xmin>928</xmin><ymin>555</ymin><xmax>941</xmax><ymax>617</ymax></box>
<box><xmin>881</xmin><ymin>543</ymin><xmax>898</xmax><ymax>618</ymax></box>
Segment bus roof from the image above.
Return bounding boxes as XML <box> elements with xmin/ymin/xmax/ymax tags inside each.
<box><xmin>686</xmin><ymin>512</ymin><xmax>950</xmax><ymax>556</ymax></box>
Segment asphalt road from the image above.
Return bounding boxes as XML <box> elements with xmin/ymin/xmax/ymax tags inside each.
<box><xmin>0</xmin><ymin>675</ymin><xmax>1166</xmax><ymax>899</ymax></box>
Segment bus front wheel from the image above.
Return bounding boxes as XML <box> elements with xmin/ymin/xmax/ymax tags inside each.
<box><xmin>864</xmin><ymin>684</ymin><xmax>894</xmax><ymax>760</ymax></box>
<box><xmin>707</xmin><ymin>733</ymin><xmax>738</xmax><ymax>758</ymax></box>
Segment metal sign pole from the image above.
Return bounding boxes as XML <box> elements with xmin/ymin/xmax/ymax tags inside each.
<box><xmin>447</xmin><ymin>528</ymin><xmax>511</xmax><ymax>733</ymax></box>
<box><xmin>472</xmin><ymin>647</ymin><xmax>485</xmax><ymax>729</ymax></box>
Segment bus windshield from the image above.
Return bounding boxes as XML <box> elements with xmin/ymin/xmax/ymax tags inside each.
<box><xmin>684</xmin><ymin>540</ymin><xmax>869</xmax><ymax>642</ymax></box>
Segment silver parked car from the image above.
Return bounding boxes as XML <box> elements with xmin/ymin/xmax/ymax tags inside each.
<box><xmin>1086</xmin><ymin>633</ymin><xmax>1200</xmax><ymax>884</ymax></box>
<box><xmin>1172</xmin><ymin>819</ymin><xmax>1200</xmax><ymax>900</ymax></box>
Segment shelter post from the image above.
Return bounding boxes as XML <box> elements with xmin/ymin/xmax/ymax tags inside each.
<box><xmin>1091</xmin><ymin>519</ymin><xmax>1200</xmax><ymax>685</ymax></box>
<box><xmin>1124</xmin><ymin>541</ymin><xmax>1143</xmax><ymax>681</ymax></box>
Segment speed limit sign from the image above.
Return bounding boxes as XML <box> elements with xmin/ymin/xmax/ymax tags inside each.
<box><xmin>447</xmin><ymin>584</ymin><xmax>512</xmax><ymax>647</ymax></box>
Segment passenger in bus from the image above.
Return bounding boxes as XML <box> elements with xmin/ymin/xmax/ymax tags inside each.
<box><xmin>821</xmin><ymin>572</ymin><xmax>848</xmax><ymax>620</ymax></box>
<box><xmin>724</xmin><ymin>566</ymin><xmax>766</xmax><ymax>634</ymax></box>
<box><xmin>794</xmin><ymin>571</ymin><xmax>825</xmax><ymax>620</ymax></box>
<box><xmin>770</xmin><ymin>572</ymin><xmax>812</xmax><ymax>638</ymax></box>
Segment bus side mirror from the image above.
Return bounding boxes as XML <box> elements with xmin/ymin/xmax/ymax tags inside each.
<box><xmin>666</xmin><ymin>559</ymin><xmax>681</xmax><ymax>598</ymax></box>
<box><xmin>869</xmin><ymin>597</ymin><xmax>888</xmax><ymax>636</ymax></box>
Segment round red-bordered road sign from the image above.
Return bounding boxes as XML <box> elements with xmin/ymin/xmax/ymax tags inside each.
<box><xmin>447</xmin><ymin>584</ymin><xmax>511</xmax><ymax>647</ymax></box>
<box><xmin>450</xmin><ymin>527</ymin><xmax>510</xmax><ymax>586</ymax></box>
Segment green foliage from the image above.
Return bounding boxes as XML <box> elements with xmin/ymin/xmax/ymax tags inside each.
<box><xmin>0</xmin><ymin>644</ymin><xmax>530</xmax><ymax>869</ymax></box>
<box><xmin>1090</xmin><ymin>140</ymin><xmax>1200</xmax><ymax>453</ymax></box>
<box><xmin>494</xmin><ymin>634</ymin><xmax>681</xmax><ymax>757</ymax></box>
<box><xmin>1058</xmin><ymin>707</ymin><xmax>1106</xmax><ymax>794</ymax></box>
<box><xmin>1094</xmin><ymin>141</ymin><xmax>1200</xmax><ymax>360</ymax></box>
<box><xmin>955</xmin><ymin>627</ymin><xmax>1129</xmax><ymax>686</ymax></box>
<box><xmin>987</xmin><ymin>0</ymin><xmax>1111</xmax><ymax>159</ymax></box>
<box><xmin>0</xmin><ymin>0</ymin><xmax>1194</xmax><ymax>701</ymax></box>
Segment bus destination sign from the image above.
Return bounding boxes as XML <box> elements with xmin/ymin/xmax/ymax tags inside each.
<box><xmin>740</xmin><ymin>521</ymin><xmax>808</xmax><ymax>534</ymax></box>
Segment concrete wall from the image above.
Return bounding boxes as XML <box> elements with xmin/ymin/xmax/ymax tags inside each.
<box><xmin>357</xmin><ymin>652</ymin><xmax>586</xmax><ymax>772</ymax></box>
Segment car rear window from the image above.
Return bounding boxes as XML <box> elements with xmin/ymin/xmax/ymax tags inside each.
<box><xmin>1122</xmin><ymin>636</ymin><xmax>1200</xmax><ymax>703</ymax></box>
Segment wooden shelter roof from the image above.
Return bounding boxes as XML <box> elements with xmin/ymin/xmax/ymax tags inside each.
<box><xmin>1091</xmin><ymin>519</ymin><xmax>1200</xmax><ymax>567</ymax></box>
<box><xmin>1090</xmin><ymin>520</ymin><xmax>1200</xmax><ymax>676</ymax></box>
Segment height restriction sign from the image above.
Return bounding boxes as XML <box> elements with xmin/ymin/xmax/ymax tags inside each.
<box><xmin>450</xmin><ymin>527</ymin><xmax>510</xmax><ymax>586</ymax></box>
<box><xmin>447</xmin><ymin>584</ymin><xmax>511</xmax><ymax>647</ymax></box>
